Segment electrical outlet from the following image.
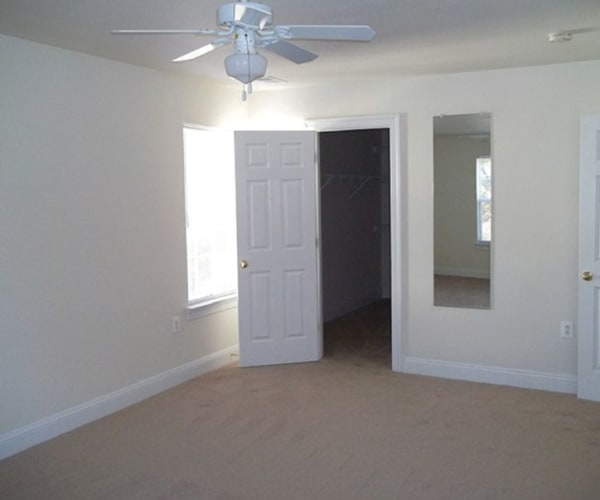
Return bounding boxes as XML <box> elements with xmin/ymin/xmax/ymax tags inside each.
<box><xmin>560</xmin><ymin>320</ymin><xmax>573</xmax><ymax>339</ymax></box>
<box><xmin>172</xmin><ymin>315</ymin><xmax>181</xmax><ymax>334</ymax></box>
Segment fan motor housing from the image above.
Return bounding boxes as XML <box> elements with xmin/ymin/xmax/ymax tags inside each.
<box><xmin>218</xmin><ymin>2</ymin><xmax>273</xmax><ymax>30</ymax></box>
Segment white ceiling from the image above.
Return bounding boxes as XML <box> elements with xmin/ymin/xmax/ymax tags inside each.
<box><xmin>1</xmin><ymin>0</ymin><xmax>599</xmax><ymax>88</ymax></box>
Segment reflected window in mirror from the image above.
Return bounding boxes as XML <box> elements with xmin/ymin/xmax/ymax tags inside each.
<box><xmin>476</xmin><ymin>156</ymin><xmax>492</xmax><ymax>245</ymax></box>
<box><xmin>434</xmin><ymin>113</ymin><xmax>492</xmax><ymax>309</ymax></box>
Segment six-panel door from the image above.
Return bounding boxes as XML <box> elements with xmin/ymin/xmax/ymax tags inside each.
<box><xmin>235</xmin><ymin>131</ymin><xmax>321</xmax><ymax>367</ymax></box>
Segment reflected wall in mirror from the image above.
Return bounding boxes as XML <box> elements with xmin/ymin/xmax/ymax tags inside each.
<box><xmin>434</xmin><ymin>113</ymin><xmax>492</xmax><ymax>309</ymax></box>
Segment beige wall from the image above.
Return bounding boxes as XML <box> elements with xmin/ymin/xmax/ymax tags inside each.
<box><xmin>0</xmin><ymin>35</ymin><xmax>245</xmax><ymax>436</ymax></box>
<box><xmin>247</xmin><ymin>60</ymin><xmax>600</xmax><ymax>376</ymax></box>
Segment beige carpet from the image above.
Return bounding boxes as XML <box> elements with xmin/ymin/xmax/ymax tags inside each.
<box><xmin>2</xmin><ymin>302</ymin><xmax>600</xmax><ymax>499</ymax></box>
<box><xmin>434</xmin><ymin>275</ymin><xmax>491</xmax><ymax>309</ymax></box>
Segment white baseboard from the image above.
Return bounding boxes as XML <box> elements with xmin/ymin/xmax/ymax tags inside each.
<box><xmin>0</xmin><ymin>345</ymin><xmax>239</xmax><ymax>460</ymax></box>
<box><xmin>402</xmin><ymin>356</ymin><xmax>576</xmax><ymax>394</ymax></box>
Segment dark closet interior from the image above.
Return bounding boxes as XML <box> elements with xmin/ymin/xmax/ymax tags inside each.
<box><xmin>319</xmin><ymin>129</ymin><xmax>392</xmax><ymax>365</ymax></box>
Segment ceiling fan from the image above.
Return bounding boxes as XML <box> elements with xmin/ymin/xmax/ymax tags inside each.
<box><xmin>113</xmin><ymin>0</ymin><xmax>375</xmax><ymax>99</ymax></box>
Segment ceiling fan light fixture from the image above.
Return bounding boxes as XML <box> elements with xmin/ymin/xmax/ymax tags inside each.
<box><xmin>225</xmin><ymin>51</ymin><xmax>267</xmax><ymax>83</ymax></box>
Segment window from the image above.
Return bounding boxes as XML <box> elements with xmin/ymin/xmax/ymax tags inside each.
<box><xmin>476</xmin><ymin>156</ymin><xmax>492</xmax><ymax>244</ymax></box>
<box><xmin>183</xmin><ymin>126</ymin><xmax>237</xmax><ymax>313</ymax></box>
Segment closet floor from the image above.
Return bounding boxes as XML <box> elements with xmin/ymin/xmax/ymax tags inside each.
<box><xmin>323</xmin><ymin>300</ymin><xmax>391</xmax><ymax>368</ymax></box>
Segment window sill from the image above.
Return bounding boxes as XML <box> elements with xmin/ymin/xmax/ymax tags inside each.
<box><xmin>475</xmin><ymin>240</ymin><xmax>491</xmax><ymax>248</ymax></box>
<box><xmin>186</xmin><ymin>295</ymin><xmax>237</xmax><ymax>320</ymax></box>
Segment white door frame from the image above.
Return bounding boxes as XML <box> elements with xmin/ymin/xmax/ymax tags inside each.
<box><xmin>305</xmin><ymin>114</ymin><xmax>408</xmax><ymax>372</ymax></box>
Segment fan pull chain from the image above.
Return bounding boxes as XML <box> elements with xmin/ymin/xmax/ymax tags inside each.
<box><xmin>240</xmin><ymin>32</ymin><xmax>253</xmax><ymax>101</ymax></box>
<box><xmin>246</xmin><ymin>34</ymin><xmax>251</xmax><ymax>85</ymax></box>
<box><xmin>241</xmin><ymin>81</ymin><xmax>254</xmax><ymax>101</ymax></box>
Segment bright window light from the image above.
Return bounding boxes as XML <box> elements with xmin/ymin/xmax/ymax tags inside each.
<box><xmin>476</xmin><ymin>156</ymin><xmax>492</xmax><ymax>244</ymax></box>
<box><xmin>183</xmin><ymin>126</ymin><xmax>237</xmax><ymax>306</ymax></box>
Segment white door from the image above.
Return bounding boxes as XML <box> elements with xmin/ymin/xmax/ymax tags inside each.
<box><xmin>578</xmin><ymin>115</ymin><xmax>600</xmax><ymax>401</ymax></box>
<box><xmin>235</xmin><ymin>131</ymin><xmax>321</xmax><ymax>367</ymax></box>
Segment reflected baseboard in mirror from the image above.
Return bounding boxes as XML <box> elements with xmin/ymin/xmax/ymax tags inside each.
<box><xmin>433</xmin><ymin>112</ymin><xmax>492</xmax><ymax>309</ymax></box>
<box><xmin>434</xmin><ymin>274</ymin><xmax>490</xmax><ymax>309</ymax></box>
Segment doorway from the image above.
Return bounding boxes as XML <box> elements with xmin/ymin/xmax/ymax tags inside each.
<box><xmin>307</xmin><ymin>114</ymin><xmax>406</xmax><ymax>372</ymax></box>
<box><xmin>318</xmin><ymin>129</ymin><xmax>392</xmax><ymax>367</ymax></box>
<box><xmin>234</xmin><ymin>117</ymin><xmax>406</xmax><ymax>369</ymax></box>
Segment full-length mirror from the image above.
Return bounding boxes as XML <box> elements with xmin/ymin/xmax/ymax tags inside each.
<box><xmin>433</xmin><ymin>113</ymin><xmax>492</xmax><ymax>309</ymax></box>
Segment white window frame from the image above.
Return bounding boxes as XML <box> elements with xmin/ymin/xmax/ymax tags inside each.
<box><xmin>182</xmin><ymin>125</ymin><xmax>237</xmax><ymax>319</ymax></box>
<box><xmin>476</xmin><ymin>156</ymin><xmax>492</xmax><ymax>246</ymax></box>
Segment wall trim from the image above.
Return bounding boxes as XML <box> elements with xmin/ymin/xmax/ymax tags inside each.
<box><xmin>403</xmin><ymin>356</ymin><xmax>576</xmax><ymax>394</ymax></box>
<box><xmin>0</xmin><ymin>345</ymin><xmax>239</xmax><ymax>460</ymax></box>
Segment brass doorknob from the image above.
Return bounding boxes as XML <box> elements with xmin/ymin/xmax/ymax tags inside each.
<box><xmin>582</xmin><ymin>271</ymin><xmax>593</xmax><ymax>281</ymax></box>
<box><xmin>240</xmin><ymin>260</ymin><xmax>248</xmax><ymax>269</ymax></box>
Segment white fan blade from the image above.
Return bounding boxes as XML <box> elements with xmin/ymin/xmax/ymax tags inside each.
<box><xmin>112</xmin><ymin>29</ymin><xmax>219</xmax><ymax>35</ymax></box>
<box><xmin>172</xmin><ymin>37</ymin><xmax>231</xmax><ymax>63</ymax></box>
<box><xmin>172</xmin><ymin>44</ymin><xmax>217</xmax><ymax>62</ymax></box>
<box><xmin>264</xmin><ymin>40</ymin><xmax>318</xmax><ymax>64</ymax></box>
<box><xmin>275</xmin><ymin>25</ymin><xmax>375</xmax><ymax>42</ymax></box>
